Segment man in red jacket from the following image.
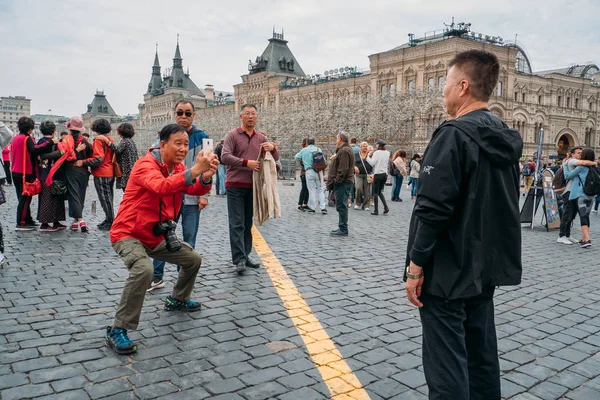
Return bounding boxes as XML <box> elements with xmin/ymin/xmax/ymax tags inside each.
<box><xmin>106</xmin><ymin>124</ymin><xmax>218</xmax><ymax>355</ymax></box>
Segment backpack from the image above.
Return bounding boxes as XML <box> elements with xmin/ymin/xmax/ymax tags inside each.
<box><xmin>312</xmin><ymin>151</ymin><xmax>327</xmax><ymax>172</ymax></box>
<box><xmin>583</xmin><ymin>167</ymin><xmax>600</xmax><ymax>196</ymax></box>
<box><xmin>389</xmin><ymin>160</ymin><xmax>399</xmax><ymax>176</ymax></box>
<box><xmin>552</xmin><ymin>167</ymin><xmax>567</xmax><ymax>194</ymax></box>
<box><xmin>522</xmin><ymin>163</ymin><xmax>532</xmax><ymax>176</ymax></box>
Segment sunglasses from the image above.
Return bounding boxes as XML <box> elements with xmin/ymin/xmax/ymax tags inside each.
<box><xmin>176</xmin><ymin>110</ymin><xmax>193</xmax><ymax>117</ymax></box>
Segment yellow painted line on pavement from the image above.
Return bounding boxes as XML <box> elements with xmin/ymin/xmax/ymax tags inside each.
<box><xmin>252</xmin><ymin>226</ymin><xmax>371</xmax><ymax>400</ymax></box>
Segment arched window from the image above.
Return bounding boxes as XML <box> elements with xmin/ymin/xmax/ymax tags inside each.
<box><xmin>389</xmin><ymin>83</ymin><xmax>396</xmax><ymax>97</ymax></box>
<box><xmin>408</xmin><ymin>80</ymin><xmax>415</xmax><ymax>93</ymax></box>
<box><xmin>428</xmin><ymin>78</ymin><xmax>435</xmax><ymax>91</ymax></box>
<box><xmin>381</xmin><ymin>85</ymin><xmax>387</xmax><ymax>98</ymax></box>
<box><xmin>438</xmin><ymin>76</ymin><xmax>445</xmax><ymax>90</ymax></box>
<box><xmin>496</xmin><ymin>82</ymin><xmax>502</xmax><ymax>97</ymax></box>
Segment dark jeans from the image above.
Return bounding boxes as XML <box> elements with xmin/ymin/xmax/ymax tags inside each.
<box><xmin>595</xmin><ymin>195</ymin><xmax>600</xmax><ymax>212</ymax></box>
<box><xmin>298</xmin><ymin>174</ymin><xmax>309</xmax><ymax>206</ymax></box>
<box><xmin>13</xmin><ymin>172</ymin><xmax>35</xmax><ymax>226</ymax></box>
<box><xmin>65</xmin><ymin>169</ymin><xmax>88</xmax><ymax>219</ymax></box>
<box><xmin>420</xmin><ymin>286</ymin><xmax>500</xmax><ymax>400</ymax></box>
<box><xmin>227</xmin><ymin>187</ymin><xmax>253</xmax><ymax>265</ymax></box>
<box><xmin>559</xmin><ymin>192</ymin><xmax>578</xmax><ymax>238</ymax></box>
<box><xmin>334</xmin><ymin>182</ymin><xmax>352</xmax><ymax>233</ymax></box>
<box><xmin>392</xmin><ymin>175</ymin><xmax>403</xmax><ymax>200</ymax></box>
<box><xmin>372</xmin><ymin>173</ymin><xmax>389</xmax><ymax>213</ymax></box>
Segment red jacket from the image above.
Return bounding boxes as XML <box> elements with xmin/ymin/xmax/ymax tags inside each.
<box><xmin>110</xmin><ymin>150</ymin><xmax>212</xmax><ymax>247</ymax></box>
<box><xmin>90</xmin><ymin>136</ymin><xmax>115</xmax><ymax>177</ymax></box>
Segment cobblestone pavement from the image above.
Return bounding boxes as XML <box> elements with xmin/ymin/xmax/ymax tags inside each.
<box><xmin>2</xmin><ymin>178</ymin><xmax>600</xmax><ymax>400</ymax></box>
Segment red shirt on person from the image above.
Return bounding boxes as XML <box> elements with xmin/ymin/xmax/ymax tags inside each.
<box><xmin>90</xmin><ymin>136</ymin><xmax>115</xmax><ymax>177</ymax></box>
<box><xmin>110</xmin><ymin>149</ymin><xmax>211</xmax><ymax>248</ymax></box>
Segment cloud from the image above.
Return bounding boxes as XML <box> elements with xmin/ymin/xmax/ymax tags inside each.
<box><xmin>1</xmin><ymin>0</ymin><xmax>598</xmax><ymax>117</ymax></box>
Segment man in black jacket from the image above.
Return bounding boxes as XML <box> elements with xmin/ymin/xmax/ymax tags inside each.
<box><xmin>404</xmin><ymin>50</ymin><xmax>523</xmax><ymax>399</ymax></box>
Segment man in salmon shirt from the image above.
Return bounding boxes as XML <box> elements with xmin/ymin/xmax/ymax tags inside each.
<box><xmin>106</xmin><ymin>123</ymin><xmax>218</xmax><ymax>355</ymax></box>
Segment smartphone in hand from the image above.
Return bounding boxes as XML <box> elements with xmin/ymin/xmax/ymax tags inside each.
<box><xmin>202</xmin><ymin>138</ymin><xmax>214</xmax><ymax>153</ymax></box>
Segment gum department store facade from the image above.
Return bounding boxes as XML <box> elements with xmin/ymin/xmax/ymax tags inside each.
<box><xmin>139</xmin><ymin>22</ymin><xmax>600</xmax><ymax>159</ymax></box>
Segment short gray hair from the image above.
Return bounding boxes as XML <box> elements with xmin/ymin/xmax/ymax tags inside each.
<box><xmin>360</xmin><ymin>141</ymin><xmax>368</xmax><ymax>146</ymax></box>
<box><xmin>337</xmin><ymin>131</ymin><xmax>349</xmax><ymax>143</ymax></box>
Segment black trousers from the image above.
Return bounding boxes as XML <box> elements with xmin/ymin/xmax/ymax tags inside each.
<box><xmin>226</xmin><ymin>187</ymin><xmax>253</xmax><ymax>265</ymax></box>
<box><xmin>3</xmin><ymin>161</ymin><xmax>11</xmax><ymax>184</ymax></box>
<box><xmin>12</xmin><ymin>172</ymin><xmax>35</xmax><ymax>226</ymax></box>
<box><xmin>65</xmin><ymin>170</ymin><xmax>88</xmax><ymax>219</ymax></box>
<box><xmin>372</xmin><ymin>173</ymin><xmax>388</xmax><ymax>213</ymax></box>
<box><xmin>298</xmin><ymin>174</ymin><xmax>309</xmax><ymax>206</ymax></box>
<box><xmin>419</xmin><ymin>287</ymin><xmax>500</xmax><ymax>400</ymax></box>
<box><xmin>559</xmin><ymin>192</ymin><xmax>578</xmax><ymax>237</ymax></box>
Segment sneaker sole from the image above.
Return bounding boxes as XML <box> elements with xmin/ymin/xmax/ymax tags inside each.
<box><xmin>146</xmin><ymin>284</ymin><xmax>165</xmax><ymax>292</ymax></box>
<box><xmin>164</xmin><ymin>305</ymin><xmax>201</xmax><ymax>312</ymax></box>
<box><xmin>15</xmin><ymin>227</ymin><xmax>34</xmax><ymax>231</ymax></box>
<box><xmin>106</xmin><ymin>339</ymin><xmax>137</xmax><ymax>355</ymax></box>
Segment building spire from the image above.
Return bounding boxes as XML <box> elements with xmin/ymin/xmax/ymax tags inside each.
<box><xmin>153</xmin><ymin>43</ymin><xmax>160</xmax><ymax>67</ymax></box>
<box><xmin>174</xmin><ymin>34</ymin><xmax>182</xmax><ymax>62</ymax></box>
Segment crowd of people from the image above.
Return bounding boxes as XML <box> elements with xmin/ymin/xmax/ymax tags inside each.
<box><xmin>0</xmin><ymin>49</ymin><xmax>584</xmax><ymax>400</ymax></box>
<box><xmin>4</xmin><ymin>116</ymin><xmax>138</xmax><ymax>232</ymax></box>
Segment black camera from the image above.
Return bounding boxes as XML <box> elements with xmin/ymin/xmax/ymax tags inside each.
<box><xmin>153</xmin><ymin>220</ymin><xmax>181</xmax><ymax>252</ymax></box>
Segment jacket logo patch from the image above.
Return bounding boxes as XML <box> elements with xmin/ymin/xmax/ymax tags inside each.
<box><xmin>422</xmin><ymin>165</ymin><xmax>434</xmax><ymax>175</ymax></box>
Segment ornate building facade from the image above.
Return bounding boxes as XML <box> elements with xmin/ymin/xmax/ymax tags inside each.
<box><xmin>230</xmin><ymin>23</ymin><xmax>600</xmax><ymax>159</ymax></box>
<box><xmin>138</xmin><ymin>39</ymin><xmax>233</xmax><ymax>127</ymax></box>
<box><xmin>1</xmin><ymin>95</ymin><xmax>31</xmax><ymax>132</ymax></box>
<box><xmin>82</xmin><ymin>90</ymin><xmax>119</xmax><ymax>133</ymax></box>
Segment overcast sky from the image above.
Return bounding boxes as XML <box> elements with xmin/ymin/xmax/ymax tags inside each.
<box><xmin>1</xmin><ymin>0</ymin><xmax>598</xmax><ymax>117</ymax></box>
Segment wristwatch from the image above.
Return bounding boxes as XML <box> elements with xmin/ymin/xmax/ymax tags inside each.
<box><xmin>406</xmin><ymin>265</ymin><xmax>423</xmax><ymax>280</ymax></box>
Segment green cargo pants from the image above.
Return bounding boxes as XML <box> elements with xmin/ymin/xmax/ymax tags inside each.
<box><xmin>112</xmin><ymin>238</ymin><xmax>202</xmax><ymax>331</ymax></box>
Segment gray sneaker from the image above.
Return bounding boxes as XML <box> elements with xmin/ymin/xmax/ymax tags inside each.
<box><xmin>236</xmin><ymin>262</ymin><xmax>247</xmax><ymax>275</ymax></box>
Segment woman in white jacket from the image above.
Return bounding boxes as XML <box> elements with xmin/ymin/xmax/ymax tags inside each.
<box><xmin>367</xmin><ymin>139</ymin><xmax>390</xmax><ymax>215</ymax></box>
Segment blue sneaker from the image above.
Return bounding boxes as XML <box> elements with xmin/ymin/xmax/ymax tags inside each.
<box><xmin>105</xmin><ymin>326</ymin><xmax>137</xmax><ymax>355</ymax></box>
<box><xmin>164</xmin><ymin>295</ymin><xmax>201</xmax><ymax>312</ymax></box>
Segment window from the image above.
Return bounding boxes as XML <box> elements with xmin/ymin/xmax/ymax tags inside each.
<box><xmin>408</xmin><ymin>80</ymin><xmax>415</xmax><ymax>93</ymax></box>
<box><xmin>591</xmin><ymin>102</ymin><xmax>594</xmax><ymax>111</ymax></box>
<box><xmin>575</xmin><ymin>99</ymin><xmax>579</xmax><ymax>109</ymax></box>
<box><xmin>389</xmin><ymin>83</ymin><xmax>395</xmax><ymax>97</ymax></box>
<box><xmin>538</xmin><ymin>95</ymin><xmax>542</xmax><ymax>105</ymax></box>
<box><xmin>566</xmin><ymin>97</ymin><xmax>571</xmax><ymax>108</ymax></box>
<box><xmin>514</xmin><ymin>92</ymin><xmax>519</xmax><ymax>102</ymax></box>
<box><xmin>439</xmin><ymin>76</ymin><xmax>446</xmax><ymax>90</ymax></box>
<box><xmin>496</xmin><ymin>82</ymin><xmax>502</xmax><ymax>97</ymax></box>
<box><xmin>558</xmin><ymin>96</ymin><xmax>562</xmax><ymax>107</ymax></box>
<box><xmin>381</xmin><ymin>85</ymin><xmax>387</xmax><ymax>98</ymax></box>
<box><xmin>522</xmin><ymin>93</ymin><xmax>526</xmax><ymax>103</ymax></box>
<box><xmin>428</xmin><ymin>78</ymin><xmax>435</xmax><ymax>91</ymax></box>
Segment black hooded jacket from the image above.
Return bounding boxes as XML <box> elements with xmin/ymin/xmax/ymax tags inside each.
<box><xmin>405</xmin><ymin>109</ymin><xmax>523</xmax><ymax>300</ymax></box>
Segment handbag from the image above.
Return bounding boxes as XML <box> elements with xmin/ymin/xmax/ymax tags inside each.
<box><xmin>50</xmin><ymin>180</ymin><xmax>67</xmax><ymax>196</ymax></box>
<box><xmin>359</xmin><ymin>156</ymin><xmax>374</xmax><ymax>183</ymax></box>
<box><xmin>112</xmin><ymin>153</ymin><xmax>123</xmax><ymax>178</ymax></box>
<box><xmin>21</xmin><ymin>137</ymin><xmax>42</xmax><ymax>197</ymax></box>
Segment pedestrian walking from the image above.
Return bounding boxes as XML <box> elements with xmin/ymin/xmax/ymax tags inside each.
<box><xmin>405</xmin><ymin>50</ymin><xmax>523</xmax><ymax>399</ymax></box>
<box><xmin>367</xmin><ymin>139</ymin><xmax>390</xmax><ymax>215</ymax></box>
<box><xmin>37</xmin><ymin>121</ymin><xmax>66</xmax><ymax>231</ymax></box>
<box><xmin>222</xmin><ymin>104</ymin><xmax>279</xmax><ymax>274</ymax></box>
<box><xmin>326</xmin><ymin>132</ymin><xmax>354</xmax><ymax>235</ymax></box>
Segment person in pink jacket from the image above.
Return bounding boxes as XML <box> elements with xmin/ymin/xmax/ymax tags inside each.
<box><xmin>1</xmin><ymin>143</ymin><xmax>11</xmax><ymax>186</ymax></box>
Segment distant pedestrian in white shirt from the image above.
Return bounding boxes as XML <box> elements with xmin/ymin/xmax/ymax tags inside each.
<box><xmin>367</xmin><ymin>139</ymin><xmax>390</xmax><ymax>215</ymax></box>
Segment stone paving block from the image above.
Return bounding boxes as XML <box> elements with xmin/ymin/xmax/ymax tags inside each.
<box><xmin>85</xmin><ymin>378</ymin><xmax>133</xmax><ymax>400</ymax></box>
<box><xmin>565</xmin><ymin>384</ymin><xmax>600</xmax><ymax>399</ymax></box>
<box><xmin>134</xmin><ymin>382</ymin><xmax>179</xmax><ymax>399</ymax></box>
<box><xmin>367</xmin><ymin>377</ymin><xmax>410</xmax><ymax>398</ymax></box>
<box><xmin>11</xmin><ymin>356</ymin><xmax>59</xmax><ymax>372</ymax></box>
<box><xmin>278</xmin><ymin>386</ymin><xmax>327</xmax><ymax>400</ymax></box>
<box><xmin>215</xmin><ymin>361</ymin><xmax>257</xmax><ymax>378</ymax></box>
<box><xmin>86</xmin><ymin>366</ymin><xmax>136</xmax><ymax>383</ymax></box>
<box><xmin>392</xmin><ymin>369</ymin><xmax>427</xmax><ymax>389</ymax></box>
<box><xmin>30</xmin><ymin>364</ymin><xmax>87</xmax><ymax>384</ymax></box>
<box><xmin>36</xmin><ymin>389</ymin><xmax>89</xmax><ymax>400</ymax></box>
<box><xmin>57</xmin><ymin>349</ymin><xmax>104</xmax><ymax>364</ymax></box>
<box><xmin>1</xmin><ymin>383</ymin><xmax>54</xmax><ymax>400</ymax></box>
<box><xmin>0</xmin><ymin>373</ymin><xmax>28</xmax><ymax>390</ymax></box>
<box><xmin>568</xmin><ymin>356</ymin><xmax>600</xmax><ymax>378</ymax></box>
<box><xmin>501</xmin><ymin>378</ymin><xmax>526</xmax><ymax>398</ymax></box>
<box><xmin>529</xmin><ymin>381</ymin><xmax>569</xmax><ymax>399</ymax></box>
<box><xmin>238</xmin><ymin>366</ymin><xmax>287</xmax><ymax>386</ymax></box>
<box><xmin>51</xmin><ymin>376</ymin><xmax>89</xmax><ymax>393</ymax></box>
<box><xmin>127</xmin><ymin>367</ymin><xmax>179</xmax><ymax>388</ymax></box>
